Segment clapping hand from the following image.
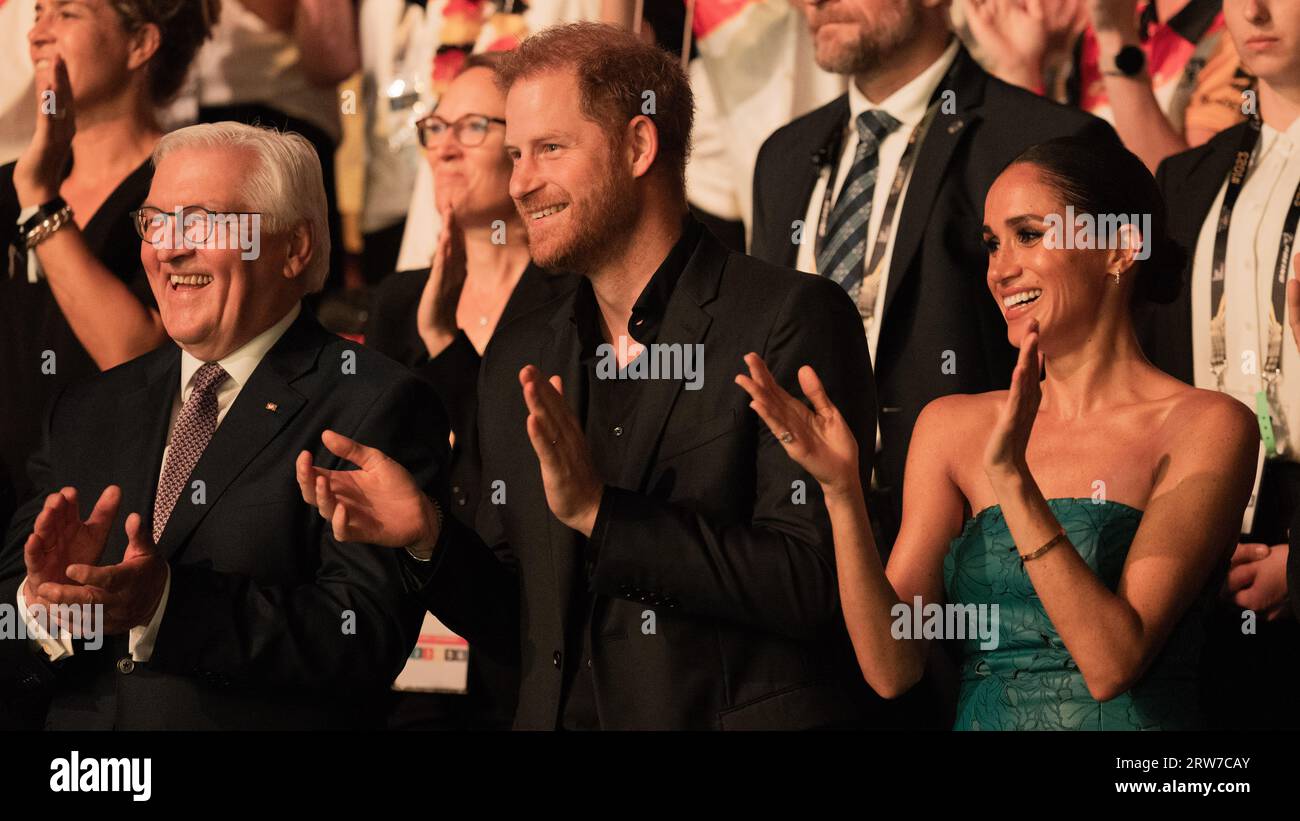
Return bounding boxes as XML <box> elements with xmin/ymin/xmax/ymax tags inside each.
<box><xmin>296</xmin><ymin>430</ymin><xmax>441</xmax><ymax>553</ymax></box>
<box><xmin>13</xmin><ymin>53</ymin><xmax>75</xmax><ymax>208</ymax></box>
<box><xmin>416</xmin><ymin>204</ymin><xmax>468</xmax><ymax>358</ymax></box>
<box><xmin>36</xmin><ymin>512</ymin><xmax>168</xmax><ymax>635</ymax></box>
<box><xmin>963</xmin><ymin>0</ymin><xmax>1084</xmax><ymax>90</ymax></box>
<box><xmin>984</xmin><ymin>318</ymin><xmax>1043</xmax><ymax>480</ymax></box>
<box><xmin>520</xmin><ymin>366</ymin><xmax>603</xmax><ymax>536</ymax></box>
<box><xmin>22</xmin><ymin>486</ymin><xmax>119</xmax><ymax>607</ymax></box>
<box><xmin>734</xmin><ymin>353</ymin><xmax>861</xmax><ymax>498</ymax></box>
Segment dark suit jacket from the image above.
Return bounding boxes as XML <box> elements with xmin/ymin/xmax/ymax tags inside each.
<box><xmin>1139</xmin><ymin>121</ymin><xmax>1249</xmax><ymax>384</ymax></box>
<box><xmin>751</xmin><ymin>45</ymin><xmax>1115</xmax><ymax>539</ymax></box>
<box><xmin>0</xmin><ymin>310</ymin><xmax>442</xmax><ymax>729</ymax></box>
<box><xmin>365</xmin><ymin>264</ymin><xmax>578</xmax><ymax>729</ymax></box>
<box><xmin>366</xmin><ymin>264</ymin><xmax>580</xmax><ymax>527</ymax></box>
<box><xmin>408</xmin><ymin>228</ymin><xmax>878</xmax><ymax>729</ymax></box>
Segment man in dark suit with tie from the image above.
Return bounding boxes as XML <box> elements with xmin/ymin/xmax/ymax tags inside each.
<box><xmin>0</xmin><ymin>123</ymin><xmax>439</xmax><ymax>729</ymax></box>
<box><xmin>298</xmin><ymin>22</ymin><xmax>878</xmax><ymax>729</ymax></box>
<box><xmin>751</xmin><ymin>0</ymin><xmax>1115</xmax><ymax>547</ymax></box>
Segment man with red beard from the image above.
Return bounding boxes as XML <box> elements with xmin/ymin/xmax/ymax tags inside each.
<box><xmin>297</xmin><ymin>22</ymin><xmax>879</xmax><ymax>729</ymax></box>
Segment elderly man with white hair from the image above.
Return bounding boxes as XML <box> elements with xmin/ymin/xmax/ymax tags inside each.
<box><xmin>0</xmin><ymin>122</ymin><xmax>444</xmax><ymax>729</ymax></box>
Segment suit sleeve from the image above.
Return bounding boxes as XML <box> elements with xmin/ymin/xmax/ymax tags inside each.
<box><xmin>588</xmin><ymin>276</ymin><xmax>877</xmax><ymax>640</ymax></box>
<box><xmin>398</xmin><ymin>345</ymin><xmax>521</xmax><ymax>664</ymax></box>
<box><xmin>749</xmin><ymin>136</ymin><xmax>777</xmax><ymax>261</ymax></box>
<box><xmin>143</xmin><ymin>375</ymin><xmax>442</xmax><ymax>694</ymax></box>
<box><xmin>0</xmin><ymin>386</ymin><xmax>71</xmax><ymax>699</ymax></box>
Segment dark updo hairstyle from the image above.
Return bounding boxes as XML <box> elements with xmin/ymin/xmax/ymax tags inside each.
<box><xmin>111</xmin><ymin>0</ymin><xmax>221</xmax><ymax>106</ymax></box>
<box><xmin>1005</xmin><ymin>136</ymin><xmax>1185</xmax><ymax>304</ymax></box>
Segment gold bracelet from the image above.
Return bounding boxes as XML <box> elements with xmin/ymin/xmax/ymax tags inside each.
<box><xmin>1020</xmin><ymin>530</ymin><xmax>1067</xmax><ymax>562</ymax></box>
<box><xmin>24</xmin><ymin>205</ymin><xmax>74</xmax><ymax>250</ymax></box>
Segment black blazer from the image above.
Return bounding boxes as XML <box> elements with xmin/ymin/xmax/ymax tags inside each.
<box><xmin>0</xmin><ymin>310</ymin><xmax>444</xmax><ymax>729</ymax></box>
<box><xmin>1139</xmin><ymin>122</ymin><xmax>1250</xmax><ymax>384</ymax></box>
<box><xmin>751</xmin><ymin>45</ymin><xmax>1115</xmax><ymax>537</ymax></box>
<box><xmin>366</xmin><ymin>264</ymin><xmax>580</xmax><ymax>527</ymax></box>
<box><xmin>365</xmin><ymin>264</ymin><xmax>578</xmax><ymax>729</ymax></box>
<box><xmin>410</xmin><ymin>228</ymin><xmax>878</xmax><ymax>729</ymax></box>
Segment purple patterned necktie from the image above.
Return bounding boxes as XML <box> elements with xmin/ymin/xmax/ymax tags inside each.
<box><xmin>153</xmin><ymin>362</ymin><xmax>229</xmax><ymax>543</ymax></box>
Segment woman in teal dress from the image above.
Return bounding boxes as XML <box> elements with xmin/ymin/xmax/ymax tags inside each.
<box><xmin>735</xmin><ymin>137</ymin><xmax>1259</xmax><ymax>730</ymax></box>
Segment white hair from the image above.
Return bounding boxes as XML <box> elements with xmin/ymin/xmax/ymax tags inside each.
<box><xmin>152</xmin><ymin>122</ymin><xmax>331</xmax><ymax>292</ymax></box>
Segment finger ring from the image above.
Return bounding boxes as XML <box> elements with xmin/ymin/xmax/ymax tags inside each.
<box><xmin>779</xmin><ymin>431</ymin><xmax>795</xmax><ymax>444</ymax></box>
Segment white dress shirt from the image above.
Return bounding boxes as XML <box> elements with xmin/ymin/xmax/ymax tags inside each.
<box><xmin>16</xmin><ymin>303</ymin><xmax>302</xmax><ymax>663</ymax></box>
<box><xmin>795</xmin><ymin>39</ymin><xmax>958</xmax><ymax>455</ymax></box>
<box><xmin>796</xmin><ymin>38</ymin><xmax>959</xmax><ymax>362</ymax></box>
<box><xmin>1190</xmin><ymin>118</ymin><xmax>1300</xmax><ymax>468</ymax></box>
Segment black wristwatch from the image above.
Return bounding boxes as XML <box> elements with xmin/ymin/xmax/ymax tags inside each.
<box><xmin>1105</xmin><ymin>45</ymin><xmax>1147</xmax><ymax>78</ymax></box>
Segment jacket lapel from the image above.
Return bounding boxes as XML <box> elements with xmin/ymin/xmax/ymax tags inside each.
<box><xmin>153</xmin><ymin>311</ymin><xmax>320</xmax><ymax>559</ymax></box>
<box><xmin>787</xmin><ymin>96</ymin><xmax>850</xmax><ymax>268</ymax></box>
<box><xmin>538</xmin><ymin>291</ymin><xmax>587</xmax><ymax>622</ymax></box>
<box><xmin>106</xmin><ymin>350</ymin><xmax>180</xmax><ymax>565</ymax></box>
<box><xmin>613</xmin><ymin>233</ymin><xmax>723</xmax><ymax>491</ymax></box>
<box><xmin>880</xmin><ymin>46</ymin><xmax>985</xmax><ymax>327</ymax></box>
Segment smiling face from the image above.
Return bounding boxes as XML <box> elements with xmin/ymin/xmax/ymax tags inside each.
<box><xmin>142</xmin><ymin>146</ymin><xmax>308</xmax><ymax>361</ymax></box>
<box><xmin>982</xmin><ymin>163</ymin><xmax>1120</xmax><ymax>351</ymax></box>
<box><xmin>29</xmin><ymin>0</ymin><xmax>142</xmax><ymax>107</ymax></box>
<box><xmin>1225</xmin><ymin>0</ymin><xmax>1300</xmax><ymax>88</ymax></box>
<box><xmin>800</xmin><ymin>0</ymin><xmax>920</xmax><ymax>75</ymax></box>
<box><xmin>504</xmin><ymin>69</ymin><xmax>639</xmax><ymax>274</ymax></box>
<box><xmin>426</xmin><ymin>66</ymin><xmax>515</xmax><ymax>226</ymax></box>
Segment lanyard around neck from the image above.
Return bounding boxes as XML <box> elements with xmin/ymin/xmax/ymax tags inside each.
<box><xmin>1208</xmin><ymin>114</ymin><xmax>1300</xmax><ymax>389</ymax></box>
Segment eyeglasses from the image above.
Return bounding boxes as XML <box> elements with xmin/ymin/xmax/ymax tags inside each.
<box><xmin>416</xmin><ymin>113</ymin><xmax>507</xmax><ymax>148</ymax></box>
<box><xmin>130</xmin><ymin>205</ymin><xmax>263</xmax><ymax>246</ymax></box>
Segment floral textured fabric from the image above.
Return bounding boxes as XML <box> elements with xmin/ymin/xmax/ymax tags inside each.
<box><xmin>943</xmin><ymin>498</ymin><xmax>1209</xmax><ymax>730</ymax></box>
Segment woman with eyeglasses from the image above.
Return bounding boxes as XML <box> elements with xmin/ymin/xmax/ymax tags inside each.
<box><xmin>0</xmin><ymin>0</ymin><xmax>218</xmax><ymax>529</ymax></box>
<box><xmin>364</xmin><ymin>50</ymin><xmax>578</xmax><ymax>731</ymax></box>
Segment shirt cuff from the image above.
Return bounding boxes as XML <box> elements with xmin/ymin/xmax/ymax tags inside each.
<box><xmin>585</xmin><ymin>486</ymin><xmax>618</xmax><ymax>577</ymax></box>
<box><xmin>128</xmin><ymin>564</ymin><xmax>171</xmax><ymax>662</ymax></box>
<box><xmin>15</xmin><ymin>576</ymin><xmax>73</xmax><ymax>661</ymax></box>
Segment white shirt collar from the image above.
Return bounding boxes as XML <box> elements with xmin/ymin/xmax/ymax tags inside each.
<box><xmin>847</xmin><ymin>38</ymin><xmax>960</xmax><ymax>128</ymax></box>
<box><xmin>179</xmin><ymin>302</ymin><xmax>302</xmax><ymax>396</ymax></box>
<box><xmin>1260</xmin><ymin>113</ymin><xmax>1300</xmax><ymax>154</ymax></box>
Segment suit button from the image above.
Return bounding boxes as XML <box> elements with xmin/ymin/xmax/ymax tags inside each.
<box><xmin>116</xmin><ymin>657</ymin><xmax>135</xmax><ymax>675</ymax></box>
<box><xmin>553</xmin><ymin>650</ymin><xmax>562</xmax><ymax>669</ymax></box>
<box><xmin>586</xmin><ymin>659</ymin><xmax>592</xmax><ymax>669</ymax></box>
<box><xmin>613</xmin><ymin>426</ymin><xmax>623</xmax><ymax>437</ymax></box>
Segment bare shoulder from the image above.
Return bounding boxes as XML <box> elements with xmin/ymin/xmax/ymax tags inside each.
<box><xmin>912</xmin><ymin>391</ymin><xmax>1005</xmax><ymax>460</ymax></box>
<box><xmin>918</xmin><ymin>390</ymin><xmax>1004</xmax><ymax>423</ymax></box>
<box><xmin>1158</xmin><ymin>386</ymin><xmax>1259</xmax><ymax>459</ymax></box>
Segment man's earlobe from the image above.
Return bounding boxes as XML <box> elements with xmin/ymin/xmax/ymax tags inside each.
<box><xmin>628</xmin><ymin>115</ymin><xmax>659</xmax><ymax>179</ymax></box>
<box><xmin>282</xmin><ymin>225</ymin><xmax>313</xmax><ymax>280</ymax></box>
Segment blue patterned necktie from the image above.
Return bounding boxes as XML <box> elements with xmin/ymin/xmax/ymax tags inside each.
<box><xmin>816</xmin><ymin>109</ymin><xmax>901</xmax><ymax>295</ymax></box>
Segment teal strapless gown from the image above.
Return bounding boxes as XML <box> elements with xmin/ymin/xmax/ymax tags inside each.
<box><xmin>942</xmin><ymin>498</ymin><xmax>1207</xmax><ymax>730</ymax></box>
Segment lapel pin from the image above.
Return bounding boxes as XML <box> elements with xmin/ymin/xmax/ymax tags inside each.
<box><xmin>265</xmin><ymin>402</ymin><xmax>278</xmax><ymax>412</ymax></box>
